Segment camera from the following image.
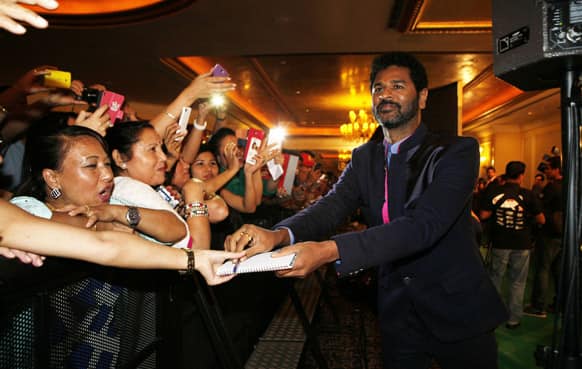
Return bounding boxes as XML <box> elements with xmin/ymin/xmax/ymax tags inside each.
<box><xmin>78</xmin><ymin>88</ymin><xmax>125</xmax><ymax>123</ymax></box>
<box><xmin>237</xmin><ymin>138</ymin><xmax>247</xmax><ymax>150</ymax></box>
<box><xmin>80</xmin><ymin>88</ymin><xmax>102</xmax><ymax>106</ymax></box>
<box><xmin>43</xmin><ymin>70</ymin><xmax>71</xmax><ymax>89</ymax></box>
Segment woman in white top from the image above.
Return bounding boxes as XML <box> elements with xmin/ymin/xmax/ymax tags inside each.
<box><xmin>106</xmin><ymin>121</ymin><xmax>209</xmax><ymax>249</ymax></box>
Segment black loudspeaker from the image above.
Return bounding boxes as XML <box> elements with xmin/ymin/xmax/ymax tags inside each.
<box><xmin>493</xmin><ymin>0</ymin><xmax>582</xmax><ymax>91</ymax></box>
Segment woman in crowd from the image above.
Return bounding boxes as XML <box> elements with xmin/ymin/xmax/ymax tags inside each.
<box><xmin>207</xmin><ymin>127</ymin><xmax>265</xmax><ymax>213</ymax></box>
<box><xmin>165</xmin><ymin>144</ymin><xmax>231</xmax><ymax>224</ymax></box>
<box><xmin>13</xmin><ymin>125</ymin><xmax>186</xmax><ymax>244</ymax></box>
<box><xmin>106</xmin><ymin>120</ymin><xmax>209</xmax><ymax>249</ymax></box>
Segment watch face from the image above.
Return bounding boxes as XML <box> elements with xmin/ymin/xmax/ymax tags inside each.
<box><xmin>126</xmin><ymin>206</ymin><xmax>141</xmax><ymax>227</ymax></box>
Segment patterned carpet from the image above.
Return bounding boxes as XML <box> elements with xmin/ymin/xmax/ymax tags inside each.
<box><xmin>299</xmin><ymin>271</ymin><xmax>384</xmax><ymax>369</ymax></box>
<box><xmin>298</xmin><ymin>264</ymin><xmax>555</xmax><ymax>369</ymax></box>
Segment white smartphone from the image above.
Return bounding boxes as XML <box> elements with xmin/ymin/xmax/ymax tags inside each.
<box><xmin>178</xmin><ymin>107</ymin><xmax>192</xmax><ymax>132</ymax></box>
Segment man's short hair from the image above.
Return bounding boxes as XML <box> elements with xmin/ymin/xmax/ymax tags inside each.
<box><xmin>505</xmin><ymin>161</ymin><xmax>526</xmax><ymax>179</ymax></box>
<box><xmin>370</xmin><ymin>52</ymin><xmax>428</xmax><ymax>93</ymax></box>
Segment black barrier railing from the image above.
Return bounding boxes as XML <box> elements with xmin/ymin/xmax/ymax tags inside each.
<box><xmin>0</xmin><ymin>257</ymin><xmax>178</xmax><ymax>369</ymax></box>
<box><xmin>0</xmin><ymin>255</ymin><xmax>289</xmax><ymax>369</ymax></box>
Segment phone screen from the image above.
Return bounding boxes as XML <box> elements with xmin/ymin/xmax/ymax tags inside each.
<box><xmin>212</xmin><ymin>64</ymin><xmax>229</xmax><ymax>77</ymax></box>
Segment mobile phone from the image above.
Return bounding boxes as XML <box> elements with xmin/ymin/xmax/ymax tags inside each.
<box><xmin>244</xmin><ymin>128</ymin><xmax>265</xmax><ymax>165</ymax></box>
<box><xmin>178</xmin><ymin>107</ymin><xmax>192</xmax><ymax>132</ymax></box>
<box><xmin>43</xmin><ymin>70</ymin><xmax>72</xmax><ymax>89</ymax></box>
<box><xmin>156</xmin><ymin>186</ymin><xmax>181</xmax><ymax>210</ymax></box>
<box><xmin>81</xmin><ymin>88</ymin><xmax>102</xmax><ymax>106</ymax></box>
<box><xmin>267</xmin><ymin>160</ymin><xmax>284</xmax><ymax>181</ymax></box>
<box><xmin>99</xmin><ymin>91</ymin><xmax>125</xmax><ymax>123</ymax></box>
<box><xmin>237</xmin><ymin>138</ymin><xmax>248</xmax><ymax>150</ymax></box>
<box><xmin>211</xmin><ymin>64</ymin><xmax>229</xmax><ymax>77</ymax></box>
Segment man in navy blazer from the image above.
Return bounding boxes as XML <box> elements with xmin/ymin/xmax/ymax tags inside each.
<box><xmin>226</xmin><ymin>52</ymin><xmax>507</xmax><ymax>368</ymax></box>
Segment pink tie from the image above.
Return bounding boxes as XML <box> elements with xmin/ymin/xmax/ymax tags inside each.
<box><xmin>382</xmin><ymin>144</ymin><xmax>391</xmax><ymax>224</ymax></box>
<box><xmin>382</xmin><ymin>169</ymin><xmax>389</xmax><ymax>223</ymax></box>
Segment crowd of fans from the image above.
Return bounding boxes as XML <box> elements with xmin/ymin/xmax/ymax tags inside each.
<box><xmin>0</xmin><ymin>58</ymin><xmax>340</xmax><ymax>367</ymax></box>
<box><xmin>0</xmin><ymin>63</ymin><xmax>339</xmax><ymax>268</ymax></box>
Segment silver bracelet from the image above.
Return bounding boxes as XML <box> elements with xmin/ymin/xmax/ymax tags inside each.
<box><xmin>193</xmin><ymin>119</ymin><xmax>207</xmax><ymax>130</ymax></box>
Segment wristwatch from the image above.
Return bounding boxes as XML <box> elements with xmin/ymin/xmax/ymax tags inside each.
<box><xmin>125</xmin><ymin>206</ymin><xmax>141</xmax><ymax>228</ymax></box>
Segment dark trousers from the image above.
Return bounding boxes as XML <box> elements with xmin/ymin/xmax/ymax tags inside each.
<box><xmin>531</xmin><ymin>236</ymin><xmax>562</xmax><ymax>309</ymax></box>
<box><xmin>380</xmin><ymin>304</ymin><xmax>499</xmax><ymax>369</ymax></box>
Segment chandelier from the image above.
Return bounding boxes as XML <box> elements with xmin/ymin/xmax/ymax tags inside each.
<box><xmin>339</xmin><ymin>109</ymin><xmax>378</xmax><ymax>144</ymax></box>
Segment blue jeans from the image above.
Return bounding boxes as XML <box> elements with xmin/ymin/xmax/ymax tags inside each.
<box><xmin>489</xmin><ymin>249</ymin><xmax>530</xmax><ymax>323</ymax></box>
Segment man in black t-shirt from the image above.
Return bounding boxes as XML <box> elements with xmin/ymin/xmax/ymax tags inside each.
<box><xmin>525</xmin><ymin>156</ymin><xmax>563</xmax><ymax>318</ymax></box>
<box><xmin>480</xmin><ymin>161</ymin><xmax>545</xmax><ymax>329</ymax></box>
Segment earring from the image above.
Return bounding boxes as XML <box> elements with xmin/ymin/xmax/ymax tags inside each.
<box><xmin>121</xmin><ymin>163</ymin><xmax>127</xmax><ymax>169</ymax></box>
<box><xmin>50</xmin><ymin>187</ymin><xmax>62</xmax><ymax>199</ymax></box>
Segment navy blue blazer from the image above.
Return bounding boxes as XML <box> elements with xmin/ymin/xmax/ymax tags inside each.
<box><xmin>275</xmin><ymin>124</ymin><xmax>507</xmax><ymax>342</ymax></box>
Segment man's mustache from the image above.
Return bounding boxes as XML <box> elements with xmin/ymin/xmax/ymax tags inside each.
<box><xmin>376</xmin><ymin>100</ymin><xmax>401</xmax><ymax>112</ymax></box>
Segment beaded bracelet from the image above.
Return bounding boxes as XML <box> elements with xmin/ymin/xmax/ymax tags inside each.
<box><xmin>185</xmin><ymin>201</ymin><xmax>209</xmax><ymax>218</ymax></box>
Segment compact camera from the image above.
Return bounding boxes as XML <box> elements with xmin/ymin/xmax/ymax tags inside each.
<box><xmin>43</xmin><ymin>70</ymin><xmax>72</xmax><ymax>89</ymax></box>
<box><xmin>79</xmin><ymin>88</ymin><xmax>125</xmax><ymax>123</ymax></box>
<box><xmin>80</xmin><ymin>88</ymin><xmax>102</xmax><ymax>106</ymax></box>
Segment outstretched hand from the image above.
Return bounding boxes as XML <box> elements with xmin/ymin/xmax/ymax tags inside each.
<box><xmin>0</xmin><ymin>0</ymin><xmax>58</xmax><ymax>35</ymax></box>
<box><xmin>274</xmin><ymin>240</ymin><xmax>339</xmax><ymax>278</ymax></box>
<box><xmin>194</xmin><ymin>249</ymin><xmax>246</xmax><ymax>285</ymax></box>
<box><xmin>224</xmin><ymin>224</ymin><xmax>286</xmax><ymax>258</ymax></box>
<box><xmin>183</xmin><ymin>71</ymin><xmax>236</xmax><ymax>100</ymax></box>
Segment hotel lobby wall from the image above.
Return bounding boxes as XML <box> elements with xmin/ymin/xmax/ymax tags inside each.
<box><xmin>485</xmin><ymin>121</ymin><xmax>561</xmax><ymax>188</ymax></box>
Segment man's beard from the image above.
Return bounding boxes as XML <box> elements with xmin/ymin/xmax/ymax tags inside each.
<box><xmin>373</xmin><ymin>96</ymin><xmax>419</xmax><ymax>130</ymax></box>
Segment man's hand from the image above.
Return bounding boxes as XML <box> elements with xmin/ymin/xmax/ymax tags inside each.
<box><xmin>0</xmin><ymin>0</ymin><xmax>58</xmax><ymax>35</ymax></box>
<box><xmin>224</xmin><ymin>224</ymin><xmax>288</xmax><ymax>257</ymax></box>
<box><xmin>275</xmin><ymin>240</ymin><xmax>339</xmax><ymax>278</ymax></box>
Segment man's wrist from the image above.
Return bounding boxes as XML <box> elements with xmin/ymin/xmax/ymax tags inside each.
<box><xmin>274</xmin><ymin>228</ymin><xmax>291</xmax><ymax>246</ymax></box>
<box><xmin>321</xmin><ymin>240</ymin><xmax>340</xmax><ymax>263</ymax></box>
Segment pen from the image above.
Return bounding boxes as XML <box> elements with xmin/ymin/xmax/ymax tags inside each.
<box><xmin>233</xmin><ymin>260</ymin><xmax>238</xmax><ymax>274</ymax></box>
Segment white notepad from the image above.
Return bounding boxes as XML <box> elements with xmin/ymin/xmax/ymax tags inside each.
<box><xmin>217</xmin><ymin>251</ymin><xmax>296</xmax><ymax>276</ymax></box>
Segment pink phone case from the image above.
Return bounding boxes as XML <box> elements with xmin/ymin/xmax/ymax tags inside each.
<box><xmin>100</xmin><ymin>91</ymin><xmax>125</xmax><ymax>123</ymax></box>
